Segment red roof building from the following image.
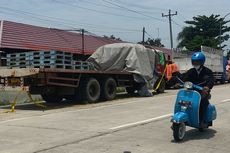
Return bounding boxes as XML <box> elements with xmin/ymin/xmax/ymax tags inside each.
<box><xmin>0</xmin><ymin>20</ymin><xmax>121</xmax><ymax>55</ymax></box>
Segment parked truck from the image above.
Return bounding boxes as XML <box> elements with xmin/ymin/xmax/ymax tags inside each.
<box><xmin>0</xmin><ymin>43</ymin><xmax>166</xmax><ymax>104</ymax></box>
<box><xmin>172</xmin><ymin>46</ymin><xmax>229</xmax><ymax>83</ymax></box>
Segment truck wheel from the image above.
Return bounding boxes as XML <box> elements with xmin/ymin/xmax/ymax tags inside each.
<box><xmin>173</xmin><ymin>123</ymin><xmax>186</xmax><ymax>142</ymax></box>
<box><xmin>155</xmin><ymin>78</ymin><xmax>166</xmax><ymax>93</ymax></box>
<box><xmin>42</xmin><ymin>94</ymin><xmax>62</xmax><ymax>103</ymax></box>
<box><xmin>82</xmin><ymin>78</ymin><xmax>100</xmax><ymax>103</ymax></box>
<box><xmin>100</xmin><ymin>77</ymin><xmax>117</xmax><ymax>101</ymax></box>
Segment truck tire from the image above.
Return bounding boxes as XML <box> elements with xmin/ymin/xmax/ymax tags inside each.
<box><xmin>42</xmin><ymin>94</ymin><xmax>62</xmax><ymax>103</ymax></box>
<box><xmin>100</xmin><ymin>77</ymin><xmax>117</xmax><ymax>101</ymax></box>
<box><xmin>82</xmin><ymin>78</ymin><xmax>100</xmax><ymax>103</ymax></box>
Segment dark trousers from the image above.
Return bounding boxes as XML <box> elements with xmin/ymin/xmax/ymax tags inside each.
<box><xmin>199</xmin><ymin>95</ymin><xmax>210</xmax><ymax>123</ymax></box>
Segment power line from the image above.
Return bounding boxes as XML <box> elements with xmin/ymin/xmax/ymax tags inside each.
<box><xmin>78</xmin><ymin>0</ymin><xmax>164</xmax><ymax>15</ymax></box>
<box><xmin>0</xmin><ymin>1</ymin><xmax>182</xmax><ymax>46</ymax></box>
<box><xmin>0</xmin><ymin>6</ymin><xmax>141</xmax><ymax>33</ymax></box>
<box><xmin>103</xmin><ymin>0</ymin><xmax>183</xmax><ymax>26</ymax></box>
<box><xmin>177</xmin><ymin>14</ymin><xmax>189</xmax><ymax>22</ymax></box>
<box><xmin>53</xmin><ymin>0</ymin><xmax>150</xmax><ymax>20</ymax></box>
<box><xmin>171</xmin><ymin>19</ymin><xmax>184</xmax><ymax>28</ymax></box>
<box><xmin>102</xmin><ymin>0</ymin><xmax>166</xmax><ymax>22</ymax></box>
<box><xmin>108</xmin><ymin>0</ymin><xmax>170</xmax><ymax>12</ymax></box>
<box><xmin>0</xmin><ymin>5</ymin><xmax>142</xmax><ymax>44</ymax></box>
<box><xmin>89</xmin><ymin>29</ymin><xmax>141</xmax><ymax>34</ymax></box>
<box><xmin>75</xmin><ymin>0</ymin><xmax>122</xmax><ymax>10</ymax></box>
<box><xmin>145</xmin><ymin>31</ymin><xmax>154</xmax><ymax>39</ymax></box>
<box><xmin>0</xmin><ymin>6</ymin><xmax>77</xmax><ymax>29</ymax></box>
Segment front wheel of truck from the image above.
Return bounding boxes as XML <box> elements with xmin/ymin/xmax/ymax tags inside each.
<box><xmin>82</xmin><ymin>78</ymin><xmax>100</xmax><ymax>103</ymax></box>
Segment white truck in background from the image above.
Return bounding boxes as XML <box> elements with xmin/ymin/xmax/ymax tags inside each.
<box><xmin>172</xmin><ymin>46</ymin><xmax>226</xmax><ymax>83</ymax></box>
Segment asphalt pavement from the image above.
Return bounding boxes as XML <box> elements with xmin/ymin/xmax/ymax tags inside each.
<box><xmin>0</xmin><ymin>84</ymin><xmax>229</xmax><ymax>153</ymax></box>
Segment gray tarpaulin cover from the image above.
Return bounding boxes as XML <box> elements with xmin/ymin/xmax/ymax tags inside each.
<box><xmin>87</xmin><ymin>43</ymin><xmax>159</xmax><ymax>96</ymax></box>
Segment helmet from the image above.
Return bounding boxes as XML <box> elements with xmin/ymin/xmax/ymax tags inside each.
<box><xmin>191</xmin><ymin>51</ymin><xmax>206</xmax><ymax>65</ymax></box>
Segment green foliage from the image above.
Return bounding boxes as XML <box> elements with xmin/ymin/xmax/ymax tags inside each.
<box><xmin>177</xmin><ymin>14</ymin><xmax>230</xmax><ymax>51</ymax></box>
<box><xmin>103</xmin><ymin>35</ymin><xmax>122</xmax><ymax>41</ymax></box>
<box><xmin>138</xmin><ymin>38</ymin><xmax>165</xmax><ymax>47</ymax></box>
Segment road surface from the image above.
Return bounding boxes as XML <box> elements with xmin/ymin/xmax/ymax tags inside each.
<box><xmin>0</xmin><ymin>84</ymin><xmax>229</xmax><ymax>153</ymax></box>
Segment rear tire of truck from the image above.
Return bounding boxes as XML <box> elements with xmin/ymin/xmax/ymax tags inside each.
<box><xmin>42</xmin><ymin>94</ymin><xmax>62</xmax><ymax>103</ymax></box>
<box><xmin>100</xmin><ymin>77</ymin><xmax>117</xmax><ymax>101</ymax></box>
<box><xmin>82</xmin><ymin>78</ymin><xmax>100</xmax><ymax>103</ymax></box>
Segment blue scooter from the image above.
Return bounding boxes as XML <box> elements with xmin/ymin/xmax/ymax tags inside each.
<box><xmin>171</xmin><ymin>81</ymin><xmax>217</xmax><ymax>142</ymax></box>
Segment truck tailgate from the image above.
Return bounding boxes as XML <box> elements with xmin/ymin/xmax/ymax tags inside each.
<box><xmin>0</xmin><ymin>68</ymin><xmax>40</xmax><ymax>77</ymax></box>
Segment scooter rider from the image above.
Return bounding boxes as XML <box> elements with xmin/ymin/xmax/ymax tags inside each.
<box><xmin>181</xmin><ymin>52</ymin><xmax>215</xmax><ymax>127</ymax></box>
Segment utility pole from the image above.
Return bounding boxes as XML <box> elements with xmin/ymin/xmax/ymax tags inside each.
<box><xmin>81</xmin><ymin>29</ymin><xmax>85</xmax><ymax>54</ymax></box>
<box><xmin>142</xmin><ymin>27</ymin><xmax>145</xmax><ymax>44</ymax></box>
<box><xmin>162</xmin><ymin>9</ymin><xmax>177</xmax><ymax>50</ymax></box>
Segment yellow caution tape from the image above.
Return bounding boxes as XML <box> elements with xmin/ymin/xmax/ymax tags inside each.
<box><xmin>4</xmin><ymin>90</ymin><xmax>23</xmax><ymax>113</ymax></box>
<box><xmin>152</xmin><ymin>64</ymin><xmax>168</xmax><ymax>92</ymax></box>
<box><xmin>26</xmin><ymin>92</ymin><xmax>46</xmax><ymax>110</ymax></box>
<box><xmin>1</xmin><ymin>90</ymin><xmax>46</xmax><ymax>113</ymax></box>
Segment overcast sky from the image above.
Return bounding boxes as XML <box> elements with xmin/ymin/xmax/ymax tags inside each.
<box><xmin>0</xmin><ymin>0</ymin><xmax>230</xmax><ymax>49</ymax></box>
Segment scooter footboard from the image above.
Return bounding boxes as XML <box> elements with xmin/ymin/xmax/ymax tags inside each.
<box><xmin>171</xmin><ymin>112</ymin><xmax>189</xmax><ymax>123</ymax></box>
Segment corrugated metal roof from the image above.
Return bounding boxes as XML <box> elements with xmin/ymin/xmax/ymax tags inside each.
<box><xmin>0</xmin><ymin>20</ymin><xmax>121</xmax><ymax>55</ymax></box>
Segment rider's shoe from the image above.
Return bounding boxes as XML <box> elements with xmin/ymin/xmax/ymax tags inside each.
<box><xmin>200</xmin><ymin>122</ymin><xmax>208</xmax><ymax>128</ymax></box>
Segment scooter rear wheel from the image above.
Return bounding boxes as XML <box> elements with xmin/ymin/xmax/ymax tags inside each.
<box><xmin>173</xmin><ymin>123</ymin><xmax>186</xmax><ymax>142</ymax></box>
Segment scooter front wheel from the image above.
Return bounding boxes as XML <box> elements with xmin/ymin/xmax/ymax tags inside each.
<box><xmin>173</xmin><ymin>122</ymin><xmax>186</xmax><ymax>142</ymax></box>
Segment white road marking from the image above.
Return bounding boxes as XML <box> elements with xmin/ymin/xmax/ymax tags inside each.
<box><xmin>0</xmin><ymin>95</ymin><xmax>176</xmax><ymax>124</ymax></box>
<box><xmin>110</xmin><ymin>113</ymin><xmax>172</xmax><ymax>130</ymax></box>
<box><xmin>220</xmin><ymin>99</ymin><xmax>230</xmax><ymax>102</ymax></box>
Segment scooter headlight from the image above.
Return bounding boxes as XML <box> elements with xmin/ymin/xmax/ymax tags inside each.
<box><xmin>184</xmin><ymin>82</ymin><xmax>193</xmax><ymax>89</ymax></box>
<box><xmin>181</xmin><ymin>106</ymin><xmax>188</xmax><ymax>110</ymax></box>
<box><xmin>179</xmin><ymin>100</ymin><xmax>192</xmax><ymax>111</ymax></box>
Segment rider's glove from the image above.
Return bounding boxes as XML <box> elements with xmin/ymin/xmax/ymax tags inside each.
<box><xmin>174</xmin><ymin>83</ymin><xmax>181</xmax><ymax>89</ymax></box>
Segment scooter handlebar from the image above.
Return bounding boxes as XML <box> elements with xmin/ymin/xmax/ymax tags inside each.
<box><xmin>192</xmin><ymin>84</ymin><xmax>203</xmax><ymax>91</ymax></box>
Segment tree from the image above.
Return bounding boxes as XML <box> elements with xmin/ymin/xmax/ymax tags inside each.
<box><xmin>103</xmin><ymin>35</ymin><xmax>122</xmax><ymax>41</ymax></box>
<box><xmin>177</xmin><ymin>14</ymin><xmax>230</xmax><ymax>51</ymax></box>
<box><xmin>138</xmin><ymin>38</ymin><xmax>165</xmax><ymax>47</ymax></box>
